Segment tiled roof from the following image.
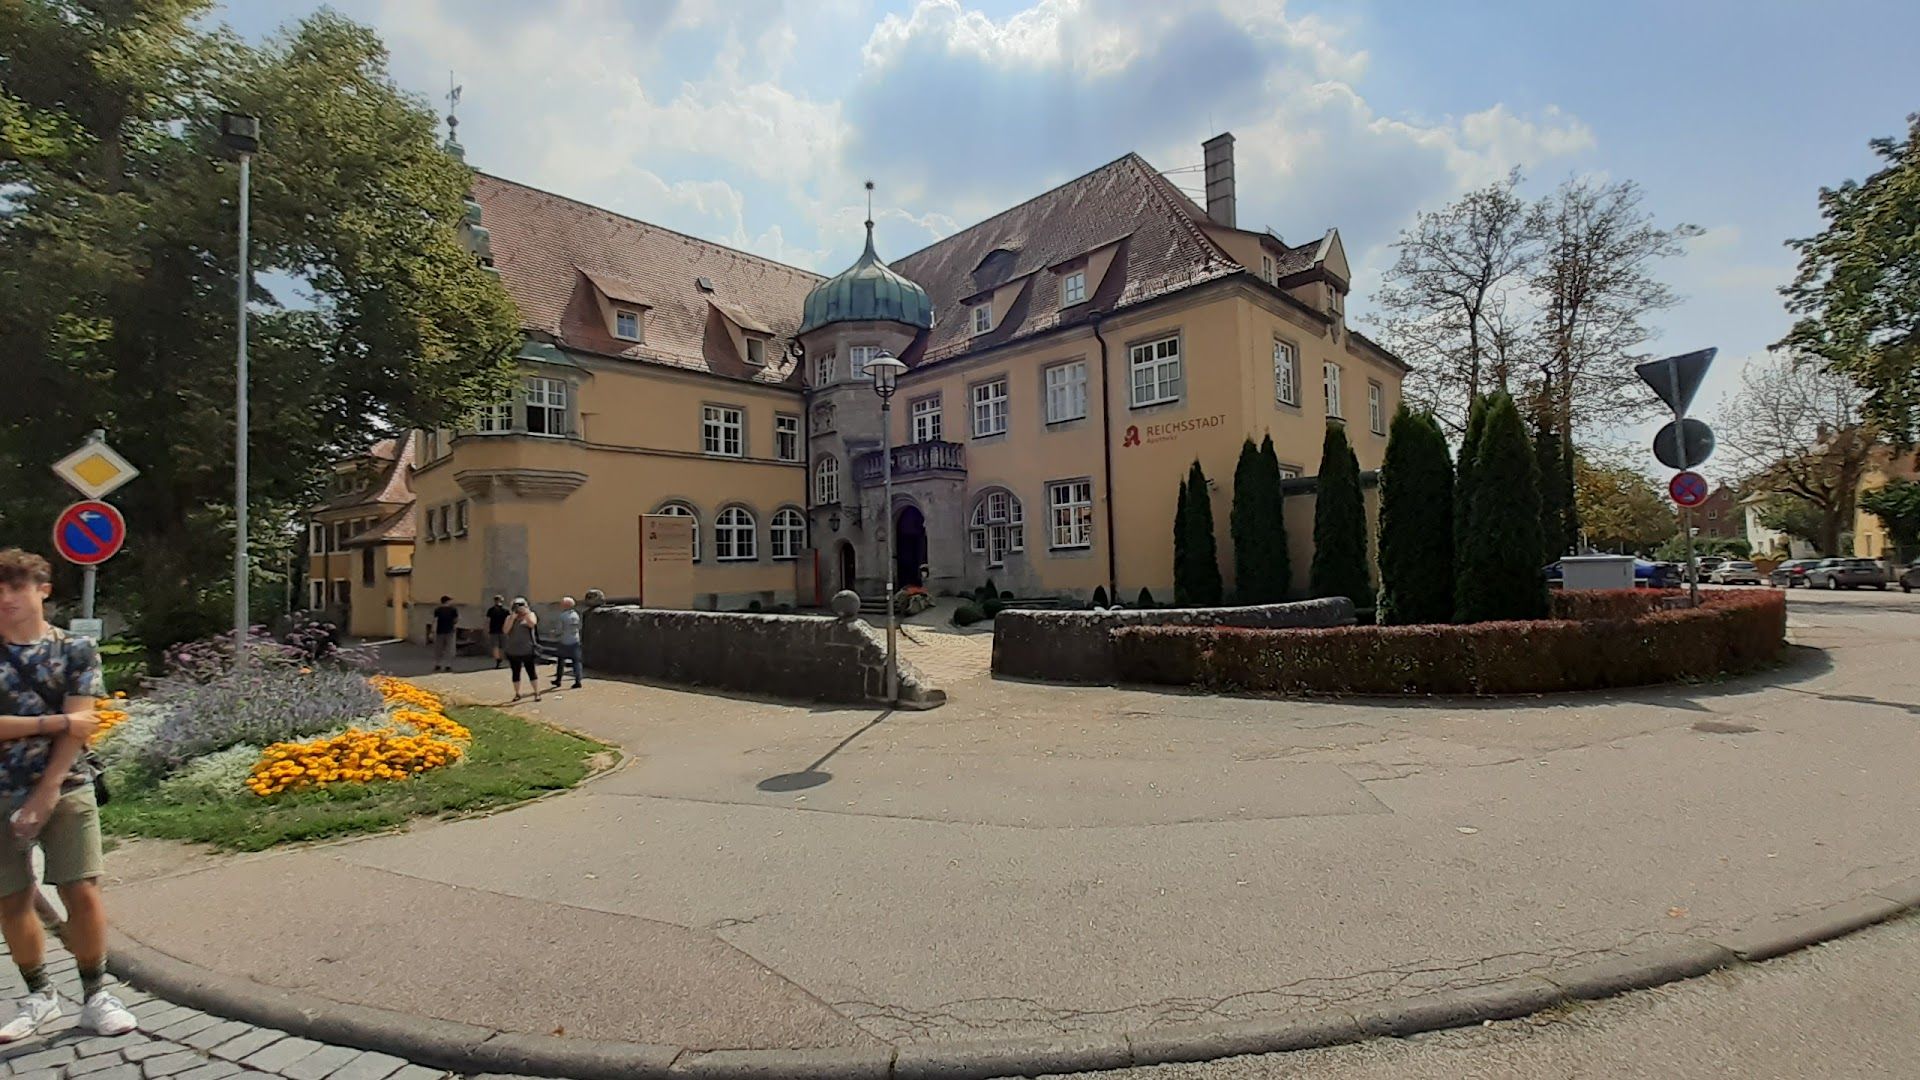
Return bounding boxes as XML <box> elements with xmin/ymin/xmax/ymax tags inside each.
<box><xmin>471</xmin><ymin>174</ymin><xmax>823</xmax><ymax>387</ymax></box>
<box><xmin>321</xmin><ymin>437</ymin><xmax>415</xmax><ymax>512</ymax></box>
<box><xmin>346</xmin><ymin>504</ymin><xmax>416</xmax><ymax>545</ymax></box>
<box><xmin>891</xmin><ymin>153</ymin><xmax>1242</xmax><ymax>365</ymax></box>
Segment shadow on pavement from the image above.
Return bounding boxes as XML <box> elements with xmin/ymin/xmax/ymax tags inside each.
<box><xmin>757</xmin><ymin>709</ymin><xmax>892</xmax><ymax>792</ymax></box>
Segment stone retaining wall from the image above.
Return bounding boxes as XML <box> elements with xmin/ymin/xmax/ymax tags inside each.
<box><xmin>991</xmin><ymin>598</ymin><xmax>1357</xmax><ymax>684</ymax></box>
<box><xmin>583</xmin><ymin>606</ymin><xmax>944</xmax><ymax>708</ymax></box>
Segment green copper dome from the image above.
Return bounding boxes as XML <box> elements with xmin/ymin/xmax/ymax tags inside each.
<box><xmin>800</xmin><ymin>222</ymin><xmax>933</xmax><ymax>334</ymax></box>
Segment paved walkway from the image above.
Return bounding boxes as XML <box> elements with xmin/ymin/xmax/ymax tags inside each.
<box><xmin>96</xmin><ymin>589</ymin><xmax>1920</xmax><ymax>1064</ymax></box>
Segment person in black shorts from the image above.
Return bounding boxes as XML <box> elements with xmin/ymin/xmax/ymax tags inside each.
<box><xmin>430</xmin><ymin>596</ymin><xmax>459</xmax><ymax>672</ymax></box>
<box><xmin>501</xmin><ymin>598</ymin><xmax>540</xmax><ymax>702</ymax></box>
<box><xmin>485</xmin><ymin>595</ymin><xmax>510</xmax><ymax>669</ymax></box>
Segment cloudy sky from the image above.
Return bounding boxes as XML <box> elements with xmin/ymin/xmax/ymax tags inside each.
<box><xmin>223</xmin><ymin>0</ymin><xmax>1916</xmax><ymax>463</ymax></box>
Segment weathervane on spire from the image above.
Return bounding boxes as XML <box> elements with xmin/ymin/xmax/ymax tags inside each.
<box><xmin>864</xmin><ymin>179</ymin><xmax>875</xmax><ymax>229</ymax></box>
<box><xmin>444</xmin><ymin>72</ymin><xmax>464</xmax><ymax>156</ymax></box>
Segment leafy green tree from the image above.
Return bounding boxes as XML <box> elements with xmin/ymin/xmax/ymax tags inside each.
<box><xmin>1181</xmin><ymin>460</ymin><xmax>1224</xmax><ymax>606</ymax></box>
<box><xmin>1574</xmin><ymin>453</ymin><xmax>1675</xmax><ymax>554</ymax></box>
<box><xmin>1534</xmin><ymin>416</ymin><xmax>1572</xmax><ymax>564</ymax></box>
<box><xmin>1310</xmin><ymin>423</ymin><xmax>1370</xmax><ymax>607</ymax></box>
<box><xmin>1260</xmin><ymin>434</ymin><xmax>1293</xmax><ymax>598</ymax></box>
<box><xmin>1378</xmin><ymin>408</ymin><xmax>1455</xmax><ymax>624</ymax></box>
<box><xmin>1173</xmin><ymin>472</ymin><xmax>1191</xmax><ymax>604</ymax></box>
<box><xmin>1457</xmin><ymin>393</ymin><xmax>1549</xmax><ymax>622</ymax></box>
<box><xmin>0</xmin><ymin>3</ymin><xmax>519</xmax><ymax>646</ymax></box>
<box><xmin>1453</xmin><ymin>394</ymin><xmax>1491</xmax><ymax>612</ymax></box>
<box><xmin>1781</xmin><ymin>115</ymin><xmax>1920</xmax><ymax>441</ymax></box>
<box><xmin>1862</xmin><ymin>478</ymin><xmax>1920</xmax><ymax>561</ymax></box>
<box><xmin>1756</xmin><ymin>496</ymin><xmax>1829</xmax><ymax>555</ymax></box>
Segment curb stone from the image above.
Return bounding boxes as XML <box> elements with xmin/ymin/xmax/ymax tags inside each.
<box><xmin>110</xmin><ymin>887</ymin><xmax>1920</xmax><ymax>1079</ymax></box>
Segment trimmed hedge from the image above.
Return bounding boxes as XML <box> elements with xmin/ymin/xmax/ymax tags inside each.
<box><xmin>1112</xmin><ymin>589</ymin><xmax>1785</xmax><ymax>696</ymax></box>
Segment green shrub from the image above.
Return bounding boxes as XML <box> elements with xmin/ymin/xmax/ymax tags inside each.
<box><xmin>951</xmin><ymin>602</ymin><xmax>985</xmax><ymax>627</ymax></box>
<box><xmin>1453</xmin><ymin>395</ymin><xmax>1491</xmax><ymax>613</ymax></box>
<box><xmin>1112</xmin><ymin>589</ymin><xmax>1784</xmax><ymax>695</ymax></box>
<box><xmin>1091</xmin><ymin>586</ymin><xmax>1110</xmax><ymax>608</ymax></box>
<box><xmin>1259</xmin><ymin>434</ymin><xmax>1292</xmax><ymax>596</ymax></box>
<box><xmin>1534</xmin><ymin>417</ymin><xmax>1571</xmax><ymax>566</ymax></box>
<box><xmin>1378</xmin><ymin>408</ymin><xmax>1454</xmax><ymax>625</ymax></box>
<box><xmin>1137</xmin><ymin>587</ymin><xmax>1157</xmax><ymax>609</ymax></box>
<box><xmin>1176</xmin><ymin>461</ymin><xmax>1224</xmax><ymax>605</ymax></box>
<box><xmin>1310</xmin><ymin>423</ymin><xmax>1370</xmax><ymax>606</ymax></box>
<box><xmin>1457</xmin><ymin>393</ymin><xmax>1548</xmax><ymax>623</ymax></box>
<box><xmin>1174</xmin><ymin>473</ymin><xmax>1191</xmax><ymax>604</ymax></box>
<box><xmin>1232</xmin><ymin>438</ymin><xmax>1288</xmax><ymax>603</ymax></box>
<box><xmin>981</xmin><ymin>598</ymin><xmax>1007</xmax><ymax>618</ymax></box>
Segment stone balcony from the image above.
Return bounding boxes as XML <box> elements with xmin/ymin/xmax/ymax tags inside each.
<box><xmin>854</xmin><ymin>440</ymin><xmax>967</xmax><ymax>486</ymax></box>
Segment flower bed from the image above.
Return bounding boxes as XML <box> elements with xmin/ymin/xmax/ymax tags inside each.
<box><xmin>1111</xmin><ymin>589</ymin><xmax>1787</xmax><ymax>696</ymax></box>
<box><xmin>245</xmin><ymin>678</ymin><xmax>470</xmax><ymax>796</ymax></box>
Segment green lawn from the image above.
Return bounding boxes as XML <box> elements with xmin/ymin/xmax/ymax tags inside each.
<box><xmin>102</xmin><ymin>706</ymin><xmax>613</xmax><ymax>851</ymax></box>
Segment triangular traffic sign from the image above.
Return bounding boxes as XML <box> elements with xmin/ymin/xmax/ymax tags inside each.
<box><xmin>1634</xmin><ymin>348</ymin><xmax>1716</xmax><ymax>415</ymax></box>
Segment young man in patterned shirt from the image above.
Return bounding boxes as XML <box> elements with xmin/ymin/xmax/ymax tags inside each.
<box><xmin>0</xmin><ymin>549</ymin><xmax>135</xmax><ymax>1040</ymax></box>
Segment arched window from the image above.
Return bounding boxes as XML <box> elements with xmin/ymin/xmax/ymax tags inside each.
<box><xmin>770</xmin><ymin>508</ymin><xmax>806</xmax><ymax>560</ymax></box>
<box><xmin>815</xmin><ymin>456</ymin><xmax>840</xmax><ymax>505</ymax></box>
<box><xmin>715</xmin><ymin>506</ymin><xmax>757</xmax><ymax>561</ymax></box>
<box><xmin>969</xmin><ymin>489</ymin><xmax>1024</xmax><ymax>567</ymax></box>
<box><xmin>655</xmin><ymin>502</ymin><xmax>699</xmax><ymax>563</ymax></box>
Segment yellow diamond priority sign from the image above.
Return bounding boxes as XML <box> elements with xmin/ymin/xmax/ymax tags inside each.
<box><xmin>53</xmin><ymin>438</ymin><xmax>139</xmax><ymax>499</ymax></box>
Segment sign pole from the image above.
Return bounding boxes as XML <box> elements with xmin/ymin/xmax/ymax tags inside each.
<box><xmin>1678</xmin><ymin>401</ymin><xmax>1699</xmax><ymax>607</ymax></box>
<box><xmin>234</xmin><ymin>149</ymin><xmax>252</xmax><ymax>655</ymax></box>
<box><xmin>81</xmin><ymin>567</ymin><xmax>96</xmax><ymax>622</ymax></box>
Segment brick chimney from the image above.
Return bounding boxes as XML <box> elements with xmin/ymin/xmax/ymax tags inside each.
<box><xmin>1202</xmin><ymin>132</ymin><xmax>1236</xmax><ymax>228</ymax></box>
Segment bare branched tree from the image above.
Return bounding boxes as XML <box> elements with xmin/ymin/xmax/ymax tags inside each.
<box><xmin>1717</xmin><ymin>352</ymin><xmax>1875</xmax><ymax>555</ymax></box>
<box><xmin>1529</xmin><ymin>177</ymin><xmax>1697</xmax><ymax>434</ymax></box>
<box><xmin>1378</xmin><ymin>169</ymin><xmax>1539</xmax><ymax>433</ymax></box>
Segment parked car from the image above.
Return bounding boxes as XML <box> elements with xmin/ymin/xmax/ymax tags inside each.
<box><xmin>1805</xmin><ymin>557</ymin><xmax>1888</xmax><ymax>590</ymax></box>
<box><xmin>1707</xmin><ymin>560</ymin><xmax>1763</xmax><ymax>585</ymax></box>
<box><xmin>1682</xmin><ymin>556</ymin><xmax>1726</xmax><ymax>583</ymax></box>
<box><xmin>1769</xmin><ymin>558</ymin><xmax>1820</xmax><ymax>588</ymax></box>
<box><xmin>1899</xmin><ymin>561</ymin><xmax>1920</xmax><ymax>593</ymax></box>
<box><xmin>1641</xmin><ymin>560</ymin><xmax>1682</xmax><ymax>589</ymax></box>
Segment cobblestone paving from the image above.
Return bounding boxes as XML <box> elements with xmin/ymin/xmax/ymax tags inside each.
<box><xmin>0</xmin><ymin>940</ymin><xmax>465</xmax><ymax>1080</ymax></box>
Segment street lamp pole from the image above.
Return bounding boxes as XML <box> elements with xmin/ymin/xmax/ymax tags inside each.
<box><xmin>868</xmin><ymin>351</ymin><xmax>908</xmax><ymax>704</ymax></box>
<box><xmin>221</xmin><ymin>112</ymin><xmax>260</xmax><ymax>655</ymax></box>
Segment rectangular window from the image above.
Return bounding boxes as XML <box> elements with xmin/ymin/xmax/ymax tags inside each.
<box><xmin>455</xmin><ymin>499</ymin><xmax>470</xmax><ymax>536</ymax></box>
<box><xmin>422</xmin><ymin>429</ymin><xmax>441</xmax><ymax>462</ymax></box>
<box><xmin>775</xmin><ymin>414</ymin><xmax>801</xmax><ymax>462</ymax></box>
<box><xmin>309</xmin><ymin>522</ymin><xmax>326</xmax><ymax>555</ymax></box>
<box><xmin>1129</xmin><ymin>334</ymin><xmax>1182</xmax><ymax>408</ymax></box>
<box><xmin>525</xmin><ymin>376</ymin><xmax>569</xmax><ymax>435</ymax></box>
<box><xmin>702</xmin><ymin>405</ymin><xmax>744</xmax><ymax>457</ymax></box>
<box><xmin>614</xmin><ymin>309</ymin><xmax>641</xmax><ymax>341</ymax></box>
<box><xmin>333</xmin><ymin>522</ymin><xmax>350</xmax><ymax>551</ymax></box>
<box><xmin>475</xmin><ymin>400</ymin><xmax>513</xmax><ymax>433</ymax></box>
<box><xmin>1278</xmin><ymin>464</ymin><xmax>1301</xmax><ymax>480</ymax></box>
<box><xmin>424</xmin><ymin>507</ymin><xmax>439</xmax><ymax>542</ymax></box>
<box><xmin>361</xmin><ymin>548</ymin><xmax>375</xmax><ymax>587</ymax></box>
<box><xmin>1261</xmin><ymin>254</ymin><xmax>1275</xmax><ymax>283</ymax></box>
<box><xmin>1368</xmin><ymin>380</ymin><xmax>1385</xmax><ymax>434</ymax></box>
<box><xmin>1060</xmin><ymin>270</ymin><xmax>1086</xmax><ymax>306</ymax></box>
<box><xmin>745</xmin><ymin>337</ymin><xmax>766</xmax><ymax>366</ymax></box>
<box><xmin>972</xmin><ymin>378</ymin><xmax>1009</xmax><ymax>437</ymax></box>
<box><xmin>333</xmin><ymin>579</ymin><xmax>350</xmax><ymax>605</ymax></box>
<box><xmin>1048</xmin><ymin>480</ymin><xmax>1094</xmax><ymax>550</ymax></box>
<box><xmin>1045</xmin><ymin>361</ymin><xmax>1088</xmax><ymax>424</ymax></box>
<box><xmin>911</xmin><ymin>396</ymin><xmax>942</xmax><ymax>443</ymax></box>
<box><xmin>1274</xmin><ymin>339</ymin><xmax>1298</xmax><ymax>405</ymax></box>
<box><xmin>849</xmin><ymin>345</ymin><xmax>878</xmax><ymax>381</ymax></box>
<box><xmin>309</xmin><ymin>579</ymin><xmax>325</xmax><ymax>609</ymax></box>
<box><xmin>972</xmin><ymin>304</ymin><xmax>992</xmax><ymax>335</ymax></box>
<box><xmin>813</xmin><ymin>350</ymin><xmax>835</xmax><ymax>387</ymax></box>
<box><xmin>1323</xmin><ymin>362</ymin><xmax>1343</xmax><ymax>419</ymax></box>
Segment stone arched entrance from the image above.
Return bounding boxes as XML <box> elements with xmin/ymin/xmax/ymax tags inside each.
<box><xmin>838</xmin><ymin>541</ymin><xmax>857</xmax><ymax>593</ymax></box>
<box><xmin>895</xmin><ymin>506</ymin><xmax>927</xmax><ymax>588</ymax></box>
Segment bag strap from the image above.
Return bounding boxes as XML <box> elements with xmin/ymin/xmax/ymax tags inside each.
<box><xmin>0</xmin><ymin>642</ymin><xmax>66</xmax><ymax>716</ymax></box>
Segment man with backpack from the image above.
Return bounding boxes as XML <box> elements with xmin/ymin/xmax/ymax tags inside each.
<box><xmin>0</xmin><ymin>548</ymin><xmax>135</xmax><ymax>1040</ymax></box>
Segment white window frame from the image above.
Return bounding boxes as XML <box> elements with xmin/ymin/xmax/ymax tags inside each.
<box><xmin>813</xmin><ymin>350</ymin><xmax>835</xmax><ymax>388</ymax></box>
<box><xmin>1368</xmin><ymin>380</ymin><xmax>1385</xmax><ymax>434</ymax></box>
<box><xmin>333</xmin><ymin>579</ymin><xmax>350</xmax><ymax>605</ymax></box>
<box><xmin>972</xmin><ymin>304</ymin><xmax>993</xmax><ymax>335</ymax></box>
<box><xmin>309</xmin><ymin>579</ymin><xmax>326</xmax><ymax>609</ymax></box>
<box><xmin>423</xmin><ymin>508</ymin><xmax>439</xmax><ymax>543</ymax></box>
<box><xmin>1323</xmin><ymin>362</ymin><xmax>1343</xmax><ymax>419</ymax></box>
<box><xmin>770</xmin><ymin>508</ymin><xmax>805</xmax><ymax>560</ymax></box>
<box><xmin>455</xmin><ymin>499</ymin><xmax>470</xmax><ymax>536</ymax></box>
<box><xmin>1044</xmin><ymin>360</ymin><xmax>1088</xmax><ymax>424</ymax></box>
<box><xmin>310</xmin><ymin>522</ymin><xmax>326</xmax><ymax>555</ymax></box>
<box><xmin>614</xmin><ymin>308</ymin><xmax>641</xmax><ymax>341</ymax></box>
<box><xmin>702</xmin><ymin>404</ymin><xmax>744</xmax><ymax>457</ymax></box>
<box><xmin>970</xmin><ymin>490</ymin><xmax>1025</xmax><ymax>567</ymax></box>
<box><xmin>1129</xmin><ymin>334</ymin><xmax>1183</xmax><ymax>408</ymax></box>
<box><xmin>745</xmin><ymin>337</ymin><xmax>766</xmax><ymax>366</ymax></box>
<box><xmin>713</xmin><ymin>506</ymin><xmax>757</xmax><ymax>562</ymax></box>
<box><xmin>849</xmin><ymin>345</ymin><xmax>878</xmax><ymax>381</ymax></box>
<box><xmin>475</xmin><ymin>400</ymin><xmax>513</xmax><ymax>434</ymax></box>
<box><xmin>525</xmin><ymin>376</ymin><xmax>569</xmax><ymax>436</ymax></box>
<box><xmin>655</xmin><ymin>502</ymin><xmax>699</xmax><ymax>562</ymax></box>
<box><xmin>1274</xmin><ymin>338</ymin><xmax>1299</xmax><ymax>406</ymax></box>
<box><xmin>971</xmin><ymin>378</ymin><xmax>1009</xmax><ymax>438</ymax></box>
<box><xmin>1260</xmin><ymin>253</ymin><xmax>1275</xmax><ymax>283</ymax></box>
<box><xmin>1278</xmin><ymin>464</ymin><xmax>1302</xmax><ymax>480</ymax></box>
<box><xmin>815</xmin><ymin>456</ymin><xmax>840</xmax><ymax>505</ymax></box>
<box><xmin>1047</xmin><ymin>479</ymin><xmax>1094</xmax><ymax>550</ymax></box>
<box><xmin>774</xmin><ymin>414</ymin><xmax>801</xmax><ymax>462</ymax></box>
<box><xmin>911</xmin><ymin>395</ymin><xmax>942</xmax><ymax>443</ymax></box>
<box><xmin>1060</xmin><ymin>270</ymin><xmax>1086</xmax><ymax>306</ymax></box>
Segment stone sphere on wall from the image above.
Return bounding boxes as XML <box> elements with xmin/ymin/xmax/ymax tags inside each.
<box><xmin>830</xmin><ymin>590</ymin><xmax>862</xmax><ymax>619</ymax></box>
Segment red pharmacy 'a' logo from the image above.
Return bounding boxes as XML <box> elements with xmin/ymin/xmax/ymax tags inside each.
<box><xmin>1123</xmin><ymin>425</ymin><xmax>1141</xmax><ymax>448</ymax></box>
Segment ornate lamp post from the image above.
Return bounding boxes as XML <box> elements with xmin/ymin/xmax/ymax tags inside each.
<box><xmin>867</xmin><ymin>350</ymin><xmax>908</xmax><ymax>703</ymax></box>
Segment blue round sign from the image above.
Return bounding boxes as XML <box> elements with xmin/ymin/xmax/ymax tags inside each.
<box><xmin>52</xmin><ymin>501</ymin><xmax>126</xmax><ymax>566</ymax></box>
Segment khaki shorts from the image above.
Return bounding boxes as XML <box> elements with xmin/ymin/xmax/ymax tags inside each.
<box><xmin>0</xmin><ymin>786</ymin><xmax>104</xmax><ymax>896</ymax></box>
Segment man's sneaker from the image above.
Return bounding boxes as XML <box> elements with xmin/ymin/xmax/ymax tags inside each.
<box><xmin>0</xmin><ymin>990</ymin><xmax>59</xmax><ymax>1042</ymax></box>
<box><xmin>79</xmin><ymin>991</ymin><xmax>136</xmax><ymax>1036</ymax></box>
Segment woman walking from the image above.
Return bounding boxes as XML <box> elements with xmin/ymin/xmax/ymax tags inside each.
<box><xmin>502</xmin><ymin>598</ymin><xmax>541</xmax><ymax>703</ymax></box>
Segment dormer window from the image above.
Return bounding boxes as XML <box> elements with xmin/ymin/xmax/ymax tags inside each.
<box><xmin>1060</xmin><ymin>270</ymin><xmax>1086</xmax><ymax>306</ymax></box>
<box><xmin>972</xmin><ymin>304</ymin><xmax>992</xmax><ymax>335</ymax></box>
<box><xmin>745</xmin><ymin>337</ymin><xmax>766</xmax><ymax>366</ymax></box>
<box><xmin>614</xmin><ymin>309</ymin><xmax>641</xmax><ymax>341</ymax></box>
<box><xmin>1260</xmin><ymin>254</ymin><xmax>1275</xmax><ymax>283</ymax></box>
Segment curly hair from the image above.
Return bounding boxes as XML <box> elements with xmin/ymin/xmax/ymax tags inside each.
<box><xmin>0</xmin><ymin>549</ymin><xmax>54</xmax><ymax>588</ymax></box>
